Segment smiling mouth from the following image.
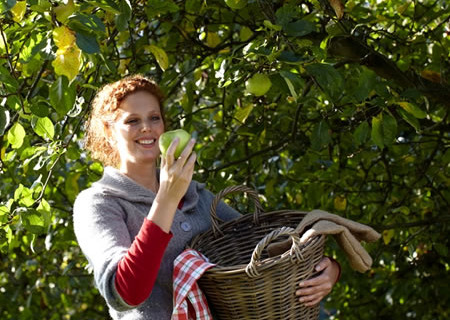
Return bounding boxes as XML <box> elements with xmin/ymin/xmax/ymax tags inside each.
<box><xmin>136</xmin><ymin>139</ymin><xmax>156</xmax><ymax>145</ymax></box>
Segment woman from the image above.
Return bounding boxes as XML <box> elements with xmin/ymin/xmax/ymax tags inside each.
<box><xmin>73</xmin><ymin>74</ymin><xmax>340</xmax><ymax>319</ymax></box>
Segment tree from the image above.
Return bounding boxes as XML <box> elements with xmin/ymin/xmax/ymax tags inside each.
<box><xmin>0</xmin><ymin>0</ymin><xmax>449</xmax><ymax>319</ymax></box>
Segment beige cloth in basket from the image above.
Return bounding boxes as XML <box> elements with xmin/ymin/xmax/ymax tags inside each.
<box><xmin>267</xmin><ymin>209</ymin><xmax>381</xmax><ymax>272</ymax></box>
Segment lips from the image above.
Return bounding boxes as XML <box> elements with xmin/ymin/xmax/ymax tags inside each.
<box><xmin>136</xmin><ymin>138</ymin><xmax>156</xmax><ymax>145</ymax></box>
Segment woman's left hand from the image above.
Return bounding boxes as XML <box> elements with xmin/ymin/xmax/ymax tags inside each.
<box><xmin>295</xmin><ymin>257</ymin><xmax>340</xmax><ymax>306</ymax></box>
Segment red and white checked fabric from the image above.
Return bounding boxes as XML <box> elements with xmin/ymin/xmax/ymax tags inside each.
<box><xmin>172</xmin><ymin>249</ymin><xmax>216</xmax><ymax>320</ymax></box>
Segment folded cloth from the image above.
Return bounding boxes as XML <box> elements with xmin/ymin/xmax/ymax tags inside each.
<box><xmin>172</xmin><ymin>249</ymin><xmax>216</xmax><ymax>320</ymax></box>
<box><xmin>267</xmin><ymin>209</ymin><xmax>381</xmax><ymax>273</ymax></box>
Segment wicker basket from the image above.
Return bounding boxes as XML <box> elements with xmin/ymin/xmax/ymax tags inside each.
<box><xmin>189</xmin><ymin>185</ymin><xmax>326</xmax><ymax>320</ymax></box>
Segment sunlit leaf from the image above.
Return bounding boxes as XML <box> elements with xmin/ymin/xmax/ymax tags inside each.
<box><xmin>49</xmin><ymin>76</ymin><xmax>76</xmax><ymax>115</ymax></box>
<box><xmin>11</xmin><ymin>0</ymin><xmax>26</xmax><ymax>22</ymax></box>
<box><xmin>53</xmin><ymin>26</ymin><xmax>76</xmax><ymax>50</ymax></box>
<box><xmin>334</xmin><ymin>195</ymin><xmax>347</xmax><ymax>211</ymax></box>
<box><xmin>7</xmin><ymin>122</ymin><xmax>26</xmax><ymax>149</ymax></box>
<box><xmin>234</xmin><ymin>104</ymin><xmax>254</xmax><ymax>123</ymax></box>
<box><xmin>382</xmin><ymin>229</ymin><xmax>395</xmax><ymax>245</ymax></box>
<box><xmin>52</xmin><ymin>46</ymin><xmax>81</xmax><ymax>81</ymax></box>
<box><xmin>54</xmin><ymin>0</ymin><xmax>76</xmax><ymax>23</ymax></box>
<box><xmin>32</xmin><ymin>117</ymin><xmax>55</xmax><ymax>140</ymax></box>
<box><xmin>21</xmin><ymin>208</ymin><xmax>49</xmax><ymax>235</ymax></box>
<box><xmin>146</xmin><ymin>45</ymin><xmax>169</xmax><ymax>71</ymax></box>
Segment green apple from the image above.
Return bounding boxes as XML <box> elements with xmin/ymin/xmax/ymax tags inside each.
<box><xmin>224</xmin><ymin>0</ymin><xmax>248</xmax><ymax>10</ymax></box>
<box><xmin>159</xmin><ymin>129</ymin><xmax>191</xmax><ymax>158</ymax></box>
<box><xmin>245</xmin><ymin>73</ymin><xmax>272</xmax><ymax>96</ymax></box>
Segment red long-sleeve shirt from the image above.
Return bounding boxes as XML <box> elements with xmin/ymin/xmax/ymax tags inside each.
<box><xmin>114</xmin><ymin>219</ymin><xmax>172</xmax><ymax>306</ymax></box>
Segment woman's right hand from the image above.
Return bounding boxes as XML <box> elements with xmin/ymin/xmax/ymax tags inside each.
<box><xmin>147</xmin><ymin>137</ymin><xmax>196</xmax><ymax>232</ymax></box>
<box><xmin>158</xmin><ymin>137</ymin><xmax>197</xmax><ymax>204</ymax></box>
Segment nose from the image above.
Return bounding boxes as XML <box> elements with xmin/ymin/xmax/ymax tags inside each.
<box><xmin>141</xmin><ymin>119</ymin><xmax>152</xmax><ymax>132</ymax></box>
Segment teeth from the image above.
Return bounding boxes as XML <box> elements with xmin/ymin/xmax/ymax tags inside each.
<box><xmin>137</xmin><ymin>139</ymin><xmax>155</xmax><ymax>145</ymax></box>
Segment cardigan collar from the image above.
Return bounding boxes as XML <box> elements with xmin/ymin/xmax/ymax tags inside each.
<box><xmin>92</xmin><ymin>166</ymin><xmax>204</xmax><ymax>214</ymax></box>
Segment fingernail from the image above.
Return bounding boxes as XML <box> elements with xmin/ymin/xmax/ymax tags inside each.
<box><xmin>299</xmin><ymin>282</ymin><xmax>304</xmax><ymax>287</ymax></box>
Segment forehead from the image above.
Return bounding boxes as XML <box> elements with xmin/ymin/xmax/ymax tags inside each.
<box><xmin>119</xmin><ymin>90</ymin><xmax>161</xmax><ymax>114</ymax></box>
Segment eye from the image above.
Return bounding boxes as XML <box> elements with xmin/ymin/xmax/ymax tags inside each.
<box><xmin>151</xmin><ymin>115</ymin><xmax>161</xmax><ymax>121</ymax></box>
<box><xmin>125</xmin><ymin>118</ymin><xmax>139</xmax><ymax>124</ymax></box>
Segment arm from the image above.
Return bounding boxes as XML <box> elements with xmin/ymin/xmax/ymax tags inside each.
<box><xmin>295</xmin><ymin>257</ymin><xmax>341</xmax><ymax>306</ymax></box>
<box><xmin>114</xmin><ymin>138</ymin><xmax>197</xmax><ymax>305</ymax></box>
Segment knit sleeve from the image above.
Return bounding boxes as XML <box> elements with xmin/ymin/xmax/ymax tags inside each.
<box><xmin>73</xmin><ymin>189</ymin><xmax>172</xmax><ymax>311</ymax></box>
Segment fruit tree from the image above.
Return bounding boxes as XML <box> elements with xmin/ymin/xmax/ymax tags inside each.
<box><xmin>0</xmin><ymin>0</ymin><xmax>449</xmax><ymax>319</ymax></box>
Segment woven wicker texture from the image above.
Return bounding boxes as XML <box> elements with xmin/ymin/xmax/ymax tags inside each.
<box><xmin>189</xmin><ymin>186</ymin><xmax>326</xmax><ymax>320</ymax></box>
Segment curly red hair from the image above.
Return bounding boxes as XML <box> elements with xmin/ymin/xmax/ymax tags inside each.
<box><xmin>84</xmin><ymin>74</ymin><xmax>165</xmax><ymax>167</ymax></box>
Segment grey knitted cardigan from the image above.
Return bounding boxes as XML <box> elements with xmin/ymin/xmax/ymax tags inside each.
<box><xmin>73</xmin><ymin>167</ymin><xmax>240</xmax><ymax>320</ymax></box>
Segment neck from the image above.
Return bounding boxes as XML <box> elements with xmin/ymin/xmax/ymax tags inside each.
<box><xmin>119</xmin><ymin>162</ymin><xmax>159</xmax><ymax>193</ymax></box>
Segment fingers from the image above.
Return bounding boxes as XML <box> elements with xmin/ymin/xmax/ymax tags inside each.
<box><xmin>163</xmin><ymin>138</ymin><xmax>196</xmax><ymax>167</ymax></box>
<box><xmin>296</xmin><ymin>257</ymin><xmax>335</xmax><ymax>306</ymax></box>
<box><xmin>315</xmin><ymin>256</ymin><xmax>332</xmax><ymax>272</ymax></box>
<box><xmin>176</xmin><ymin>138</ymin><xmax>196</xmax><ymax>165</ymax></box>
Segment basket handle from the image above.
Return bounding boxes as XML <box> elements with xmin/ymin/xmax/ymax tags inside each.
<box><xmin>245</xmin><ymin>226</ymin><xmax>303</xmax><ymax>278</ymax></box>
<box><xmin>209</xmin><ymin>185</ymin><xmax>264</xmax><ymax>237</ymax></box>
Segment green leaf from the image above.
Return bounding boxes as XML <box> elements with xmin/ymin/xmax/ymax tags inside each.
<box><xmin>263</xmin><ymin>20</ymin><xmax>282</xmax><ymax>31</ymax></box>
<box><xmin>277</xmin><ymin>51</ymin><xmax>308</xmax><ymax>64</ymax></box>
<box><xmin>75</xmin><ymin>30</ymin><xmax>100</xmax><ymax>54</ymax></box>
<box><xmin>280</xmin><ymin>70</ymin><xmax>305</xmax><ymax>100</ymax></box>
<box><xmin>146</xmin><ymin>0</ymin><xmax>179</xmax><ymax>19</ymax></box>
<box><xmin>398</xmin><ymin>108</ymin><xmax>421</xmax><ymax>132</ymax></box>
<box><xmin>353</xmin><ymin>68</ymin><xmax>377</xmax><ymax>102</ymax></box>
<box><xmin>32</xmin><ymin>117</ymin><xmax>55</xmax><ymax>140</ymax></box>
<box><xmin>311</xmin><ymin>120</ymin><xmax>331</xmax><ymax>150</ymax></box>
<box><xmin>21</xmin><ymin>208</ymin><xmax>49</xmax><ymax>235</ymax></box>
<box><xmin>86</xmin><ymin>0</ymin><xmax>120</xmax><ymax>14</ymax></box>
<box><xmin>65</xmin><ymin>172</ymin><xmax>80</xmax><ymax>203</ymax></box>
<box><xmin>398</xmin><ymin>102</ymin><xmax>427</xmax><ymax>119</ymax></box>
<box><xmin>7</xmin><ymin>122</ymin><xmax>26</xmax><ymax>149</ymax></box>
<box><xmin>14</xmin><ymin>184</ymin><xmax>34</xmax><ymax>207</ymax></box>
<box><xmin>383</xmin><ymin>113</ymin><xmax>398</xmax><ymax>147</ymax></box>
<box><xmin>234</xmin><ymin>104</ymin><xmax>254</xmax><ymax>123</ymax></box>
<box><xmin>305</xmin><ymin>63</ymin><xmax>344</xmax><ymax>101</ymax></box>
<box><xmin>353</xmin><ymin>121</ymin><xmax>370</xmax><ymax>146</ymax></box>
<box><xmin>0</xmin><ymin>66</ymin><xmax>19</xmax><ymax>92</ymax></box>
<box><xmin>68</xmin><ymin>13</ymin><xmax>106</xmax><ymax>34</ymax></box>
<box><xmin>115</xmin><ymin>0</ymin><xmax>132</xmax><ymax>32</ymax></box>
<box><xmin>146</xmin><ymin>45</ymin><xmax>169</xmax><ymax>71</ymax></box>
<box><xmin>371</xmin><ymin>114</ymin><xmax>384</xmax><ymax>149</ymax></box>
<box><xmin>371</xmin><ymin>113</ymin><xmax>398</xmax><ymax>149</ymax></box>
<box><xmin>0</xmin><ymin>0</ymin><xmax>16</xmax><ymax>13</ymax></box>
<box><xmin>434</xmin><ymin>243</ymin><xmax>448</xmax><ymax>257</ymax></box>
<box><xmin>0</xmin><ymin>107</ymin><xmax>10</xmax><ymax>136</ymax></box>
<box><xmin>283</xmin><ymin>20</ymin><xmax>316</xmax><ymax>37</ymax></box>
<box><xmin>49</xmin><ymin>76</ymin><xmax>76</xmax><ymax>115</ymax></box>
<box><xmin>0</xmin><ymin>206</ymin><xmax>9</xmax><ymax>224</ymax></box>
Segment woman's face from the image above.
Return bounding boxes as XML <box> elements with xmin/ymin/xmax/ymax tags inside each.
<box><xmin>109</xmin><ymin>90</ymin><xmax>165</xmax><ymax>169</ymax></box>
